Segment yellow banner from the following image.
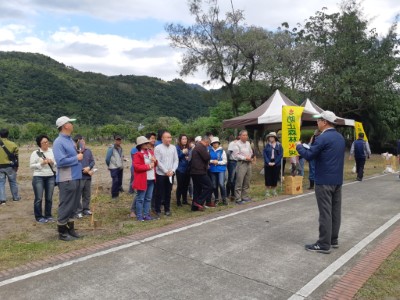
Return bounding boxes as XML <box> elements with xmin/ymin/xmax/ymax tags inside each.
<box><xmin>354</xmin><ymin>121</ymin><xmax>368</xmax><ymax>142</ymax></box>
<box><xmin>282</xmin><ymin>106</ymin><xmax>304</xmax><ymax>157</ymax></box>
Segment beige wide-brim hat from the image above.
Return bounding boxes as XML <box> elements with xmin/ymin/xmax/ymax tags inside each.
<box><xmin>210</xmin><ymin>137</ymin><xmax>220</xmax><ymax>145</ymax></box>
<box><xmin>136</xmin><ymin>136</ymin><xmax>150</xmax><ymax>149</ymax></box>
<box><xmin>266</xmin><ymin>132</ymin><xmax>278</xmax><ymax>140</ymax></box>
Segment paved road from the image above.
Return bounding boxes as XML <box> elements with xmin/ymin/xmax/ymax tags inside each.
<box><xmin>0</xmin><ymin>174</ymin><xmax>399</xmax><ymax>300</ymax></box>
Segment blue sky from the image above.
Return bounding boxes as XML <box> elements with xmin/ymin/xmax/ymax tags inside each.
<box><xmin>0</xmin><ymin>0</ymin><xmax>398</xmax><ymax>87</ymax></box>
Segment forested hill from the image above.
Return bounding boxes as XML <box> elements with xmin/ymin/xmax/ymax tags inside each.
<box><xmin>0</xmin><ymin>51</ymin><xmax>215</xmax><ymax>125</ymax></box>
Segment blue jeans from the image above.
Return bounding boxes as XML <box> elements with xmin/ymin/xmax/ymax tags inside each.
<box><xmin>210</xmin><ymin>171</ymin><xmax>227</xmax><ymax>200</ymax></box>
<box><xmin>0</xmin><ymin>167</ymin><xmax>20</xmax><ymax>201</ymax></box>
<box><xmin>32</xmin><ymin>175</ymin><xmax>55</xmax><ymax>220</ymax></box>
<box><xmin>298</xmin><ymin>158</ymin><xmax>305</xmax><ymax>176</ymax></box>
<box><xmin>134</xmin><ymin>180</ymin><xmax>154</xmax><ymax>218</ymax></box>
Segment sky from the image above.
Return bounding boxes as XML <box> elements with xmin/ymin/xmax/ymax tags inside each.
<box><xmin>0</xmin><ymin>0</ymin><xmax>399</xmax><ymax>88</ymax></box>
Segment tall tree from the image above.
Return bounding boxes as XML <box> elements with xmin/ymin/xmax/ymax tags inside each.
<box><xmin>165</xmin><ymin>0</ymin><xmax>262</xmax><ymax>115</ymax></box>
<box><xmin>300</xmin><ymin>1</ymin><xmax>400</xmax><ymax>144</ymax></box>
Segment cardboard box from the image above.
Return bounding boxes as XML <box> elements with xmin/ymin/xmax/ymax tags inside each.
<box><xmin>284</xmin><ymin>176</ymin><xmax>303</xmax><ymax>195</ymax></box>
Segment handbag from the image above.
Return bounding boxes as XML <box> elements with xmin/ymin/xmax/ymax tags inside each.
<box><xmin>36</xmin><ymin>150</ymin><xmax>58</xmax><ymax>186</ymax></box>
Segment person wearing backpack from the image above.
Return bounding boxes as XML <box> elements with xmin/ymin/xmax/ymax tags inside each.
<box><xmin>349</xmin><ymin>132</ymin><xmax>371</xmax><ymax>181</ymax></box>
<box><xmin>0</xmin><ymin>128</ymin><xmax>20</xmax><ymax>205</ymax></box>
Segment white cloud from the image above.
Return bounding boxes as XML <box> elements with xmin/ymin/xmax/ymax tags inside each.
<box><xmin>0</xmin><ymin>0</ymin><xmax>398</xmax><ymax>89</ymax></box>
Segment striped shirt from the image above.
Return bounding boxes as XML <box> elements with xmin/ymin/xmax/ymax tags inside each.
<box><xmin>232</xmin><ymin>140</ymin><xmax>253</xmax><ymax>161</ymax></box>
<box><xmin>154</xmin><ymin>143</ymin><xmax>179</xmax><ymax>176</ymax></box>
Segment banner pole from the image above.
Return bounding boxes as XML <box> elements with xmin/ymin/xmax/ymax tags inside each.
<box><xmin>281</xmin><ymin>158</ymin><xmax>283</xmax><ymax>192</ymax></box>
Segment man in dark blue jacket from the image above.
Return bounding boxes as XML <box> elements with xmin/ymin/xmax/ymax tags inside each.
<box><xmin>350</xmin><ymin>133</ymin><xmax>371</xmax><ymax>181</ymax></box>
<box><xmin>296</xmin><ymin>111</ymin><xmax>345</xmax><ymax>254</ymax></box>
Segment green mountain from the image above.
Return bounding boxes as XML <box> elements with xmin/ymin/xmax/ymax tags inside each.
<box><xmin>0</xmin><ymin>51</ymin><xmax>215</xmax><ymax>125</ymax></box>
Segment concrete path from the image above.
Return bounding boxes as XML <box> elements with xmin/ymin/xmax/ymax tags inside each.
<box><xmin>0</xmin><ymin>174</ymin><xmax>399</xmax><ymax>300</ymax></box>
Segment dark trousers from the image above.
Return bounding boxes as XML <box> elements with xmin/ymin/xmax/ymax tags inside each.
<box><xmin>191</xmin><ymin>174</ymin><xmax>213</xmax><ymax>206</ymax></box>
<box><xmin>76</xmin><ymin>178</ymin><xmax>92</xmax><ymax>213</ymax></box>
<box><xmin>226</xmin><ymin>160</ymin><xmax>237</xmax><ymax>197</ymax></box>
<box><xmin>176</xmin><ymin>170</ymin><xmax>190</xmax><ymax>204</ymax></box>
<box><xmin>355</xmin><ymin>158</ymin><xmax>366</xmax><ymax>180</ymax></box>
<box><xmin>110</xmin><ymin>168</ymin><xmax>123</xmax><ymax>197</ymax></box>
<box><xmin>315</xmin><ymin>184</ymin><xmax>342</xmax><ymax>249</ymax></box>
<box><xmin>155</xmin><ymin>174</ymin><xmax>172</xmax><ymax>213</ymax></box>
<box><xmin>57</xmin><ymin>180</ymin><xmax>81</xmax><ymax>225</ymax></box>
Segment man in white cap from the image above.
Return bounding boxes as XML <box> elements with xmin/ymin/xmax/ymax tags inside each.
<box><xmin>53</xmin><ymin>116</ymin><xmax>83</xmax><ymax>241</ymax></box>
<box><xmin>296</xmin><ymin>111</ymin><xmax>345</xmax><ymax>254</ymax></box>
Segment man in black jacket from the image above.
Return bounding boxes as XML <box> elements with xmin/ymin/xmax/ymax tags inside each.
<box><xmin>190</xmin><ymin>136</ymin><xmax>213</xmax><ymax>211</ymax></box>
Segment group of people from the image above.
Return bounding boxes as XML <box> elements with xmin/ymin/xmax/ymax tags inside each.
<box><xmin>127</xmin><ymin>129</ymin><xmax>255</xmax><ymax>221</ymax></box>
<box><xmin>0</xmin><ymin>110</ymin><xmax>373</xmax><ymax>253</ymax></box>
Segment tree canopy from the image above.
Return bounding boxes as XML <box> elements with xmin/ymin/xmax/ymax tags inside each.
<box><xmin>166</xmin><ymin>0</ymin><xmax>400</xmax><ymax>146</ymax></box>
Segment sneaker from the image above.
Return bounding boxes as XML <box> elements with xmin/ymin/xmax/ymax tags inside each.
<box><xmin>204</xmin><ymin>202</ymin><xmax>216</xmax><ymax>208</ymax></box>
<box><xmin>13</xmin><ymin>198</ymin><xmax>21</xmax><ymax>202</ymax></box>
<box><xmin>137</xmin><ymin>216</ymin><xmax>144</xmax><ymax>222</ymax></box>
<box><xmin>164</xmin><ymin>211</ymin><xmax>172</xmax><ymax>217</ymax></box>
<box><xmin>242</xmin><ymin>197</ymin><xmax>252</xmax><ymax>202</ymax></box>
<box><xmin>83</xmin><ymin>210</ymin><xmax>93</xmax><ymax>216</ymax></box>
<box><xmin>129</xmin><ymin>212</ymin><xmax>136</xmax><ymax>218</ymax></box>
<box><xmin>143</xmin><ymin>215</ymin><xmax>154</xmax><ymax>221</ymax></box>
<box><xmin>46</xmin><ymin>217</ymin><xmax>55</xmax><ymax>223</ymax></box>
<box><xmin>0</xmin><ymin>201</ymin><xmax>5</xmax><ymax>206</ymax></box>
<box><xmin>75</xmin><ymin>213</ymin><xmax>83</xmax><ymax>219</ymax></box>
<box><xmin>331</xmin><ymin>241</ymin><xmax>339</xmax><ymax>249</ymax></box>
<box><xmin>236</xmin><ymin>200</ymin><xmax>245</xmax><ymax>205</ymax></box>
<box><xmin>305</xmin><ymin>243</ymin><xmax>331</xmax><ymax>254</ymax></box>
<box><xmin>37</xmin><ymin>218</ymin><xmax>48</xmax><ymax>224</ymax></box>
<box><xmin>265</xmin><ymin>191</ymin><xmax>271</xmax><ymax>198</ymax></box>
<box><xmin>272</xmin><ymin>190</ymin><xmax>278</xmax><ymax>197</ymax></box>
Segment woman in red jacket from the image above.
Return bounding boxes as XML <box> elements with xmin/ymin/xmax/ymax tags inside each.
<box><xmin>130</xmin><ymin>136</ymin><xmax>157</xmax><ymax>221</ymax></box>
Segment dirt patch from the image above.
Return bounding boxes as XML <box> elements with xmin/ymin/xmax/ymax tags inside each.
<box><xmin>0</xmin><ymin>143</ymin><xmax>133</xmax><ymax>240</ymax></box>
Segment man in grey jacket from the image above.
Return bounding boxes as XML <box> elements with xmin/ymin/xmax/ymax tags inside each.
<box><xmin>105</xmin><ymin>135</ymin><xmax>125</xmax><ymax>199</ymax></box>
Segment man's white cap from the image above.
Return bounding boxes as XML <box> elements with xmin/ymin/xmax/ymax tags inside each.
<box><xmin>195</xmin><ymin>136</ymin><xmax>202</xmax><ymax>143</ymax></box>
<box><xmin>56</xmin><ymin>116</ymin><xmax>76</xmax><ymax>128</ymax></box>
<box><xmin>313</xmin><ymin>110</ymin><xmax>337</xmax><ymax>124</ymax></box>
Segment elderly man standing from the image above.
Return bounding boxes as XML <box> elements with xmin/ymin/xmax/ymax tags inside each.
<box><xmin>154</xmin><ymin>131</ymin><xmax>178</xmax><ymax>217</ymax></box>
<box><xmin>106</xmin><ymin>135</ymin><xmax>125</xmax><ymax>199</ymax></box>
<box><xmin>232</xmin><ymin>130</ymin><xmax>254</xmax><ymax>205</ymax></box>
<box><xmin>349</xmin><ymin>132</ymin><xmax>371</xmax><ymax>181</ymax></box>
<box><xmin>53</xmin><ymin>116</ymin><xmax>83</xmax><ymax>241</ymax></box>
<box><xmin>190</xmin><ymin>135</ymin><xmax>213</xmax><ymax>211</ymax></box>
<box><xmin>296</xmin><ymin>111</ymin><xmax>345</xmax><ymax>254</ymax></box>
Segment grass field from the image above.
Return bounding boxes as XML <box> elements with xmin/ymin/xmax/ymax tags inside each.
<box><xmin>0</xmin><ymin>144</ymin><xmax>399</xmax><ymax>298</ymax></box>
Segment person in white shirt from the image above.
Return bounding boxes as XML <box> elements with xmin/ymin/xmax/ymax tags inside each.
<box><xmin>154</xmin><ymin>131</ymin><xmax>178</xmax><ymax>217</ymax></box>
<box><xmin>30</xmin><ymin>134</ymin><xmax>57</xmax><ymax>223</ymax></box>
<box><xmin>232</xmin><ymin>130</ymin><xmax>254</xmax><ymax>204</ymax></box>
